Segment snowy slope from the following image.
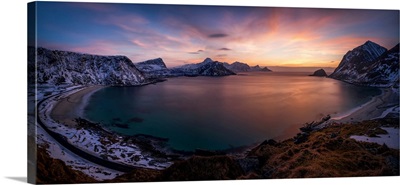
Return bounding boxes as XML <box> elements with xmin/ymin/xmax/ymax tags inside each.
<box><xmin>329</xmin><ymin>41</ymin><xmax>399</xmax><ymax>87</ymax></box>
<box><xmin>223</xmin><ymin>61</ymin><xmax>251</xmax><ymax>72</ymax></box>
<box><xmin>172</xmin><ymin>58</ymin><xmax>236</xmax><ymax>76</ymax></box>
<box><xmin>223</xmin><ymin>62</ymin><xmax>272</xmax><ymax>72</ymax></box>
<box><xmin>135</xmin><ymin>58</ymin><xmax>167</xmax><ymax>72</ymax></box>
<box><xmin>29</xmin><ymin>47</ymin><xmax>146</xmax><ymax>85</ymax></box>
<box><xmin>356</xmin><ymin>44</ymin><xmax>399</xmax><ymax>87</ymax></box>
<box><xmin>134</xmin><ymin>58</ymin><xmax>174</xmax><ymax>78</ymax></box>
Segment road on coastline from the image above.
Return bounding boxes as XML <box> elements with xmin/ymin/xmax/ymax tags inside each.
<box><xmin>36</xmin><ymin>87</ymin><xmax>138</xmax><ymax>173</ymax></box>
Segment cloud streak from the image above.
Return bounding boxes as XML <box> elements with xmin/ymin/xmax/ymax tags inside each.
<box><xmin>36</xmin><ymin>3</ymin><xmax>399</xmax><ymax>67</ymax></box>
<box><xmin>208</xmin><ymin>33</ymin><xmax>228</xmax><ymax>38</ymax></box>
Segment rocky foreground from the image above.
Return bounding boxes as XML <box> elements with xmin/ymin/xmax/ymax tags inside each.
<box><xmin>36</xmin><ymin>117</ymin><xmax>399</xmax><ymax>183</ymax></box>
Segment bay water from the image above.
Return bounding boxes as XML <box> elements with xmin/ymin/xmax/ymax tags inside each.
<box><xmin>84</xmin><ymin>72</ymin><xmax>380</xmax><ymax>151</ymax></box>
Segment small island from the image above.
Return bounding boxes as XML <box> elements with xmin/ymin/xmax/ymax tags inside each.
<box><xmin>309</xmin><ymin>69</ymin><xmax>328</xmax><ymax>77</ymax></box>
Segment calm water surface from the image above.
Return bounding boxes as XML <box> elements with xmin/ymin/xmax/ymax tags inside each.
<box><xmin>84</xmin><ymin>72</ymin><xmax>380</xmax><ymax>151</ymax></box>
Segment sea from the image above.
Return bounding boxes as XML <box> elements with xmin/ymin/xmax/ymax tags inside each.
<box><xmin>83</xmin><ymin>72</ymin><xmax>381</xmax><ymax>151</ymax></box>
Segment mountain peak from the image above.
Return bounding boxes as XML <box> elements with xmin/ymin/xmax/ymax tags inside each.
<box><xmin>363</xmin><ymin>40</ymin><xmax>384</xmax><ymax>48</ymax></box>
<box><xmin>203</xmin><ymin>58</ymin><xmax>214</xmax><ymax>63</ymax></box>
<box><xmin>357</xmin><ymin>41</ymin><xmax>387</xmax><ymax>58</ymax></box>
<box><xmin>329</xmin><ymin>42</ymin><xmax>398</xmax><ymax>87</ymax></box>
<box><xmin>364</xmin><ymin>40</ymin><xmax>375</xmax><ymax>45</ymax></box>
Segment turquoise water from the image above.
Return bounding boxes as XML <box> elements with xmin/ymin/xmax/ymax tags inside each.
<box><xmin>84</xmin><ymin>72</ymin><xmax>380</xmax><ymax>151</ymax></box>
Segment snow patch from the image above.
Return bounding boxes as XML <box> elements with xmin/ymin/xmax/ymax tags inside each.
<box><xmin>350</xmin><ymin>127</ymin><xmax>399</xmax><ymax>149</ymax></box>
<box><xmin>32</xmin><ymin>85</ymin><xmax>174</xmax><ymax>180</ymax></box>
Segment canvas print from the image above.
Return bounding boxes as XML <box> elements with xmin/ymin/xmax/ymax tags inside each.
<box><xmin>27</xmin><ymin>1</ymin><xmax>399</xmax><ymax>184</ymax></box>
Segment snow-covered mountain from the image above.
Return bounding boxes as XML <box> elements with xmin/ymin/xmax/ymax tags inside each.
<box><xmin>172</xmin><ymin>58</ymin><xmax>235</xmax><ymax>76</ymax></box>
<box><xmin>29</xmin><ymin>47</ymin><xmax>146</xmax><ymax>85</ymax></box>
<box><xmin>249</xmin><ymin>65</ymin><xmax>272</xmax><ymax>72</ymax></box>
<box><xmin>135</xmin><ymin>58</ymin><xmax>167</xmax><ymax>72</ymax></box>
<box><xmin>352</xmin><ymin>44</ymin><xmax>399</xmax><ymax>87</ymax></box>
<box><xmin>134</xmin><ymin>58</ymin><xmax>172</xmax><ymax>78</ymax></box>
<box><xmin>250</xmin><ymin>65</ymin><xmax>262</xmax><ymax>71</ymax></box>
<box><xmin>223</xmin><ymin>61</ymin><xmax>251</xmax><ymax>72</ymax></box>
<box><xmin>329</xmin><ymin>41</ymin><xmax>399</xmax><ymax>87</ymax></box>
<box><xmin>223</xmin><ymin>62</ymin><xmax>272</xmax><ymax>72</ymax></box>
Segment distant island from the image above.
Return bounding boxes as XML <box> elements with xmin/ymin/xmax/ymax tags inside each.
<box><xmin>30</xmin><ymin>47</ymin><xmax>274</xmax><ymax>85</ymax></box>
<box><xmin>309</xmin><ymin>69</ymin><xmax>328</xmax><ymax>77</ymax></box>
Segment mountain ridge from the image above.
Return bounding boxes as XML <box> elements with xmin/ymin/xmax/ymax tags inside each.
<box><xmin>171</xmin><ymin>58</ymin><xmax>236</xmax><ymax>76</ymax></box>
<box><xmin>29</xmin><ymin>47</ymin><xmax>146</xmax><ymax>85</ymax></box>
<box><xmin>329</xmin><ymin>41</ymin><xmax>399</xmax><ymax>87</ymax></box>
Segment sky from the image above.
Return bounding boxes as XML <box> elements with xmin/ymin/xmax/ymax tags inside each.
<box><xmin>31</xmin><ymin>2</ymin><xmax>399</xmax><ymax>68</ymax></box>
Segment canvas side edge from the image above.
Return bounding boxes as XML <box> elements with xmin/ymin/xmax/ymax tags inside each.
<box><xmin>27</xmin><ymin>1</ymin><xmax>37</xmax><ymax>184</ymax></box>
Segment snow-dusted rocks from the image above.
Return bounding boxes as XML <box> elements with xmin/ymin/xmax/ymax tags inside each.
<box><xmin>36</xmin><ymin>88</ymin><xmax>173</xmax><ymax>171</ymax></box>
<box><xmin>172</xmin><ymin>58</ymin><xmax>236</xmax><ymax>76</ymax></box>
<box><xmin>358</xmin><ymin>44</ymin><xmax>399</xmax><ymax>87</ymax></box>
<box><xmin>30</xmin><ymin>47</ymin><xmax>146</xmax><ymax>85</ymax></box>
<box><xmin>134</xmin><ymin>58</ymin><xmax>172</xmax><ymax>78</ymax></box>
<box><xmin>223</xmin><ymin>61</ymin><xmax>251</xmax><ymax>72</ymax></box>
<box><xmin>136</xmin><ymin>58</ymin><xmax>167</xmax><ymax>72</ymax></box>
<box><xmin>223</xmin><ymin>62</ymin><xmax>273</xmax><ymax>72</ymax></box>
<box><xmin>330</xmin><ymin>41</ymin><xmax>399</xmax><ymax>87</ymax></box>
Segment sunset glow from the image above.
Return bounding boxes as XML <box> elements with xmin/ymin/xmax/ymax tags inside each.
<box><xmin>32</xmin><ymin>2</ymin><xmax>399</xmax><ymax>67</ymax></box>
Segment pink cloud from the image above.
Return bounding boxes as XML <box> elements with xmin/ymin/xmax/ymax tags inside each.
<box><xmin>131</xmin><ymin>39</ymin><xmax>149</xmax><ymax>48</ymax></box>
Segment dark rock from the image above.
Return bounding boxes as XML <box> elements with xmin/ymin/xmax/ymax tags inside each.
<box><xmin>260</xmin><ymin>67</ymin><xmax>272</xmax><ymax>72</ymax></box>
<box><xmin>260</xmin><ymin>139</ymin><xmax>278</xmax><ymax>146</ymax></box>
<box><xmin>294</xmin><ymin>133</ymin><xmax>310</xmax><ymax>144</ymax></box>
<box><xmin>309</xmin><ymin>69</ymin><xmax>327</xmax><ymax>77</ymax></box>
<box><xmin>236</xmin><ymin>157</ymin><xmax>260</xmax><ymax>174</ymax></box>
<box><xmin>36</xmin><ymin>147</ymin><xmax>97</xmax><ymax>184</ymax></box>
<box><xmin>250</xmin><ymin>65</ymin><xmax>272</xmax><ymax>72</ymax></box>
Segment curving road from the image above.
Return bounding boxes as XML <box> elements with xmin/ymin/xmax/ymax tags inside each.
<box><xmin>36</xmin><ymin>88</ymin><xmax>138</xmax><ymax>173</ymax></box>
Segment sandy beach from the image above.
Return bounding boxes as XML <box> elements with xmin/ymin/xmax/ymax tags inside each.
<box><xmin>50</xmin><ymin>85</ymin><xmax>105</xmax><ymax>127</ymax></box>
<box><xmin>329</xmin><ymin>88</ymin><xmax>399</xmax><ymax>123</ymax></box>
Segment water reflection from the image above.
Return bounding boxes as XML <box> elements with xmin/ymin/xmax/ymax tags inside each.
<box><xmin>84</xmin><ymin>72</ymin><xmax>381</xmax><ymax>151</ymax></box>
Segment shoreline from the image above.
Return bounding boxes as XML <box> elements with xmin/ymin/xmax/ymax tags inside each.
<box><xmin>50</xmin><ymin>85</ymin><xmax>106</xmax><ymax>127</ymax></box>
<box><xmin>50</xmin><ymin>84</ymin><xmax>399</xmax><ymax>153</ymax></box>
<box><xmin>37</xmin><ymin>83</ymin><xmax>399</xmax><ymax>182</ymax></box>
<box><xmin>38</xmin><ymin>85</ymin><xmax>175</xmax><ymax>171</ymax></box>
<box><xmin>328</xmin><ymin>87</ymin><xmax>399</xmax><ymax>123</ymax></box>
